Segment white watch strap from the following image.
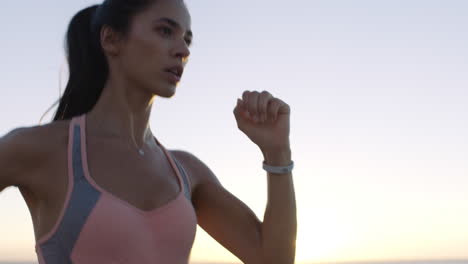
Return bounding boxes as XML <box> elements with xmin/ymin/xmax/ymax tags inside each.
<box><xmin>262</xmin><ymin>160</ymin><xmax>294</xmax><ymax>174</ymax></box>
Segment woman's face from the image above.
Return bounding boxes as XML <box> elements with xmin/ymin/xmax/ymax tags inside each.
<box><xmin>115</xmin><ymin>0</ymin><xmax>192</xmax><ymax>97</ymax></box>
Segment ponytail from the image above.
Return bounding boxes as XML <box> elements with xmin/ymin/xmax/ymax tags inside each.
<box><xmin>49</xmin><ymin>5</ymin><xmax>108</xmax><ymax>121</ymax></box>
<box><xmin>40</xmin><ymin>0</ymin><xmax>157</xmax><ymax>123</ymax></box>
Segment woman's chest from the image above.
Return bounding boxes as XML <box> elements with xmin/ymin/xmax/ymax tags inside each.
<box><xmin>26</xmin><ymin>142</ymin><xmax>195</xmax><ymax>242</ymax></box>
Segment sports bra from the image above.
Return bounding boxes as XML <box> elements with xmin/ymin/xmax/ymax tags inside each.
<box><xmin>35</xmin><ymin>113</ymin><xmax>198</xmax><ymax>263</ymax></box>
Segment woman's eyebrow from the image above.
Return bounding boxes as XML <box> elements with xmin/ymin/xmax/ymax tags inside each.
<box><xmin>155</xmin><ymin>17</ymin><xmax>193</xmax><ymax>38</ymax></box>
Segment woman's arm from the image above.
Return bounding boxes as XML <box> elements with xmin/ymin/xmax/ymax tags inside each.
<box><xmin>261</xmin><ymin>148</ymin><xmax>296</xmax><ymax>264</ymax></box>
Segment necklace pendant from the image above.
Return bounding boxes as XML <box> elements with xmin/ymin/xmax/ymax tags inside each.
<box><xmin>138</xmin><ymin>149</ymin><xmax>145</xmax><ymax>156</ymax></box>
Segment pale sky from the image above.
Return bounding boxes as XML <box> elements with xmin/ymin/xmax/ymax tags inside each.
<box><xmin>0</xmin><ymin>0</ymin><xmax>467</xmax><ymax>263</ymax></box>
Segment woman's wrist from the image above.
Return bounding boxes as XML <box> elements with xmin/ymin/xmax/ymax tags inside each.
<box><xmin>262</xmin><ymin>148</ymin><xmax>292</xmax><ymax>166</ymax></box>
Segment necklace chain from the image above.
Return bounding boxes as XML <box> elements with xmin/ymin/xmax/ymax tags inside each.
<box><xmin>132</xmin><ymin>136</ymin><xmax>145</xmax><ymax>156</ymax></box>
<box><xmin>129</xmin><ymin>115</ymin><xmax>148</xmax><ymax>156</ymax></box>
<box><xmin>90</xmin><ymin>113</ymin><xmax>148</xmax><ymax>156</ymax></box>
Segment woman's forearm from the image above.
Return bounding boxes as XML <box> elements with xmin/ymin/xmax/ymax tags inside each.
<box><xmin>260</xmin><ymin>149</ymin><xmax>297</xmax><ymax>264</ymax></box>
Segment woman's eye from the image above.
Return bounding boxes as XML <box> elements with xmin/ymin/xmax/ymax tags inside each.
<box><xmin>158</xmin><ymin>26</ymin><xmax>191</xmax><ymax>46</ymax></box>
<box><xmin>159</xmin><ymin>27</ymin><xmax>172</xmax><ymax>36</ymax></box>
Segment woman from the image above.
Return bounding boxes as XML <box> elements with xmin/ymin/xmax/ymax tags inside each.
<box><xmin>0</xmin><ymin>0</ymin><xmax>296</xmax><ymax>263</ymax></box>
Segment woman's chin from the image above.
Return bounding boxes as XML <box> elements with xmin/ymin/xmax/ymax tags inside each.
<box><xmin>157</xmin><ymin>84</ymin><xmax>178</xmax><ymax>98</ymax></box>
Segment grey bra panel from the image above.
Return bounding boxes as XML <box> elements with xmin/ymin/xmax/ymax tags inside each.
<box><xmin>39</xmin><ymin>123</ymin><xmax>101</xmax><ymax>264</ymax></box>
<box><xmin>172</xmin><ymin>156</ymin><xmax>192</xmax><ymax>201</ymax></box>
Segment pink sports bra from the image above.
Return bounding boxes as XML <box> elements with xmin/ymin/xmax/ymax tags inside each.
<box><xmin>35</xmin><ymin>113</ymin><xmax>197</xmax><ymax>263</ymax></box>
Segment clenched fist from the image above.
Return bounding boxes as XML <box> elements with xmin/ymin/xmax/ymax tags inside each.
<box><xmin>233</xmin><ymin>90</ymin><xmax>291</xmax><ymax>153</ymax></box>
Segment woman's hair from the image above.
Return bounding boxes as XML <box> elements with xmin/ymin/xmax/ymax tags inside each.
<box><xmin>43</xmin><ymin>0</ymin><xmax>156</xmax><ymax>122</ymax></box>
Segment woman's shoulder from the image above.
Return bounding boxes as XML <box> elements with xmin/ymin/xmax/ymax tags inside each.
<box><xmin>0</xmin><ymin>119</ymin><xmax>71</xmax><ymax>187</ymax></box>
<box><xmin>18</xmin><ymin>119</ymin><xmax>70</xmax><ymax>156</ymax></box>
<box><xmin>2</xmin><ymin>119</ymin><xmax>67</xmax><ymax>154</ymax></box>
<box><xmin>168</xmin><ymin>150</ymin><xmax>200</xmax><ymax>196</ymax></box>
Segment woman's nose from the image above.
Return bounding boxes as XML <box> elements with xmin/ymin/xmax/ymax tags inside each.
<box><xmin>174</xmin><ymin>42</ymin><xmax>190</xmax><ymax>60</ymax></box>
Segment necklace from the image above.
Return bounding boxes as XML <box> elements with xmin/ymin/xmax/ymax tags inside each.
<box><xmin>129</xmin><ymin>124</ymin><xmax>145</xmax><ymax>156</ymax></box>
<box><xmin>89</xmin><ymin>113</ymin><xmax>148</xmax><ymax>157</ymax></box>
<box><xmin>132</xmin><ymin>135</ymin><xmax>145</xmax><ymax>156</ymax></box>
<box><xmin>130</xmin><ymin>134</ymin><xmax>145</xmax><ymax>156</ymax></box>
<box><xmin>129</xmin><ymin>115</ymin><xmax>149</xmax><ymax>157</ymax></box>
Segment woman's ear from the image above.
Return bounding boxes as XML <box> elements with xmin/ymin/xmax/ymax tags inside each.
<box><xmin>100</xmin><ymin>25</ymin><xmax>122</xmax><ymax>57</ymax></box>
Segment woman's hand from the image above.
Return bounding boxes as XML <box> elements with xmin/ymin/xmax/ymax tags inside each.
<box><xmin>233</xmin><ymin>90</ymin><xmax>291</xmax><ymax>153</ymax></box>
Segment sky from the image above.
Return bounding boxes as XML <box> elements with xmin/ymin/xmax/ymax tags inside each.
<box><xmin>0</xmin><ymin>0</ymin><xmax>467</xmax><ymax>263</ymax></box>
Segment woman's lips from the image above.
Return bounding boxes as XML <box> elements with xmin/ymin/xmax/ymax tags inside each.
<box><xmin>164</xmin><ymin>70</ymin><xmax>181</xmax><ymax>83</ymax></box>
